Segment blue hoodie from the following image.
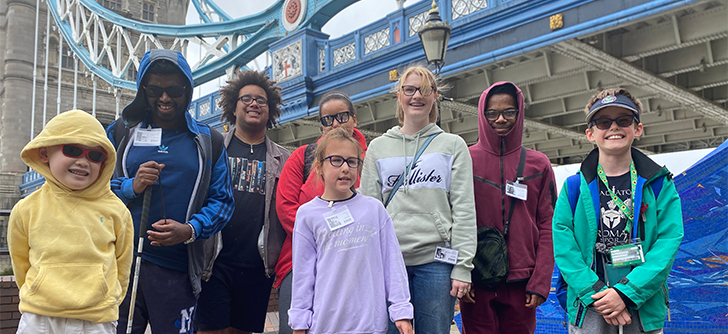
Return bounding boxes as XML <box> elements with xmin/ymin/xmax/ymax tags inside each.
<box><xmin>106</xmin><ymin>49</ymin><xmax>234</xmax><ymax>296</ymax></box>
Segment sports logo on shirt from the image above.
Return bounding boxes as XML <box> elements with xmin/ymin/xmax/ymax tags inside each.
<box><xmin>157</xmin><ymin>144</ymin><xmax>169</xmax><ymax>154</ymax></box>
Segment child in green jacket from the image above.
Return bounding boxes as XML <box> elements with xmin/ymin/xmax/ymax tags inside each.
<box><xmin>552</xmin><ymin>88</ymin><xmax>683</xmax><ymax>333</ymax></box>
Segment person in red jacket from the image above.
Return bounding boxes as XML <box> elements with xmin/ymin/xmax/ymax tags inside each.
<box><xmin>275</xmin><ymin>91</ymin><xmax>367</xmax><ymax>334</ymax></box>
<box><xmin>461</xmin><ymin>82</ymin><xmax>556</xmax><ymax>334</ymax></box>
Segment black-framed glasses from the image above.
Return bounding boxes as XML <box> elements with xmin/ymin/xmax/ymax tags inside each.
<box><xmin>484</xmin><ymin>108</ymin><xmax>518</xmax><ymax>121</ymax></box>
<box><xmin>320</xmin><ymin>111</ymin><xmax>353</xmax><ymax>127</ymax></box>
<box><xmin>143</xmin><ymin>85</ymin><xmax>186</xmax><ymax>98</ymax></box>
<box><xmin>60</xmin><ymin>144</ymin><xmax>106</xmax><ymax>164</ymax></box>
<box><xmin>238</xmin><ymin>95</ymin><xmax>268</xmax><ymax>106</ymax></box>
<box><xmin>323</xmin><ymin>155</ymin><xmax>362</xmax><ymax>168</ymax></box>
<box><xmin>401</xmin><ymin>85</ymin><xmax>435</xmax><ymax>97</ymax></box>
<box><xmin>590</xmin><ymin>115</ymin><xmax>637</xmax><ymax>130</ymax></box>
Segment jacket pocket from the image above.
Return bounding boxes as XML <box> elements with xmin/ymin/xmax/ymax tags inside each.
<box><xmin>27</xmin><ymin>263</ymin><xmax>109</xmax><ymax>311</ymax></box>
<box><xmin>390</xmin><ymin>212</ymin><xmax>449</xmax><ymax>252</ymax></box>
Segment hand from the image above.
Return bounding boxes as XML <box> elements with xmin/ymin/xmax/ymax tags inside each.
<box><xmin>133</xmin><ymin>161</ymin><xmax>165</xmax><ymax>195</ymax></box>
<box><xmin>450</xmin><ymin>279</ymin><xmax>471</xmax><ymax>299</ymax></box>
<box><xmin>394</xmin><ymin>319</ymin><xmax>413</xmax><ymax>334</ymax></box>
<box><xmin>603</xmin><ymin>308</ymin><xmax>632</xmax><ymax>326</ymax></box>
<box><xmin>292</xmin><ymin>330</ymin><xmax>307</xmax><ymax>334</ymax></box>
<box><xmin>525</xmin><ymin>293</ymin><xmax>546</xmax><ymax>308</ymax></box>
<box><xmin>461</xmin><ymin>288</ymin><xmax>476</xmax><ymax>304</ymax></box>
<box><xmin>592</xmin><ymin>288</ymin><xmax>626</xmax><ymax>318</ymax></box>
<box><xmin>147</xmin><ymin>219</ymin><xmax>192</xmax><ymax>246</ymax></box>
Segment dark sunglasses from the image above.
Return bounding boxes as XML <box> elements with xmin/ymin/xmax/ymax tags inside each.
<box><xmin>143</xmin><ymin>85</ymin><xmax>186</xmax><ymax>98</ymax></box>
<box><xmin>484</xmin><ymin>108</ymin><xmax>518</xmax><ymax>121</ymax></box>
<box><xmin>590</xmin><ymin>115</ymin><xmax>637</xmax><ymax>130</ymax></box>
<box><xmin>320</xmin><ymin>111</ymin><xmax>353</xmax><ymax>127</ymax></box>
<box><xmin>323</xmin><ymin>155</ymin><xmax>362</xmax><ymax>168</ymax></box>
<box><xmin>60</xmin><ymin>144</ymin><xmax>106</xmax><ymax>164</ymax></box>
<box><xmin>401</xmin><ymin>85</ymin><xmax>435</xmax><ymax>97</ymax></box>
<box><xmin>238</xmin><ymin>95</ymin><xmax>268</xmax><ymax>106</ymax></box>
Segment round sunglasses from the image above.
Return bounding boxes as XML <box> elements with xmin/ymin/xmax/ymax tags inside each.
<box><xmin>59</xmin><ymin>144</ymin><xmax>106</xmax><ymax>164</ymax></box>
<box><xmin>590</xmin><ymin>115</ymin><xmax>637</xmax><ymax>130</ymax></box>
<box><xmin>143</xmin><ymin>85</ymin><xmax>186</xmax><ymax>98</ymax></box>
<box><xmin>320</xmin><ymin>111</ymin><xmax>353</xmax><ymax>127</ymax></box>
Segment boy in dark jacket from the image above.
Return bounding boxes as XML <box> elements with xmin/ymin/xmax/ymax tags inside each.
<box><xmin>553</xmin><ymin>88</ymin><xmax>683</xmax><ymax>333</ymax></box>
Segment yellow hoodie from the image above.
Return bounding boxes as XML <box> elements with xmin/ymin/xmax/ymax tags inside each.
<box><xmin>8</xmin><ymin>110</ymin><xmax>134</xmax><ymax>323</ymax></box>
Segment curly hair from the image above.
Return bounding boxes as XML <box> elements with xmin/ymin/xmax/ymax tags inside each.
<box><xmin>584</xmin><ymin>88</ymin><xmax>643</xmax><ymax>121</ymax></box>
<box><xmin>219</xmin><ymin>70</ymin><xmax>283</xmax><ymax>129</ymax></box>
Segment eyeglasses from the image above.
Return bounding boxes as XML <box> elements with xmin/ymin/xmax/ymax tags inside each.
<box><xmin>590</xmin><ymin>115</ymin><xmax>637</xmax><ymax>130</ymax></box>
<box><xmin>323</xmin><ymin>155</ymin><xmax>362</xmax><ymax>168</ymax></box>
<box><xmin>238</xmin><ymin>95</ymin><xmax>268</xmax><ymax>106</ymax></box>
<box><xmin>484</xmin><ymin>108</ymin><xmax>518</xmax><ymax>121</ymax></box>
<box><xmin>59</xmin><ymin>144</ymin><xmax>106</xmax><ymax>164</ymax></box>
<box><xmin>320</xmin><ymin>111</ymin><xmax>353</xmax><ymax>127</ymax></box>
<box><xmin>401</xmin><ymin>85</ymin><xmax>435</xmax><ymax>97</ymax></box>
<box><xmin>143</xmin><ymin>85</ymin><xmax>186</xmax><ymax>98</ymax></box>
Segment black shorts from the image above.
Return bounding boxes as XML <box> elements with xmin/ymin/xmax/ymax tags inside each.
<box><xmin>193</xmin><ymin>262</ymin><xmax>274</xmax><ymax>332</ymax></box>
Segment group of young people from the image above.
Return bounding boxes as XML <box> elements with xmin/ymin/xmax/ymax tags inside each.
<box><xmin>8</xmin><ymin>49</ymin><xmax>682</xmax><ymax>334</ymax></box>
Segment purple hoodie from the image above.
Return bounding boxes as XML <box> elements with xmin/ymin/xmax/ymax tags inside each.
<box><xmin>468</xmin><ymin>82</ymin><xmax>556</xmax><ymax>299</ymax></box>
<box><xmin>289</xmin><ymin>194</ymin><xmax>413</xmax><ymax>334</ymax></box>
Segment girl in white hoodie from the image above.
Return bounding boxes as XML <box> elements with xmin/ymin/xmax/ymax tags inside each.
<box><xmin>360</xmin><ymin>65</ymin><xmax>477</xmax><ymax>334</ymax></box>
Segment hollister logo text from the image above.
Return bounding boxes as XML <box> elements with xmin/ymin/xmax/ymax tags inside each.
<box><xmin>376</xmin><ymin>152</ymin><xmax>453</xmax><ymax>193</ymax></box>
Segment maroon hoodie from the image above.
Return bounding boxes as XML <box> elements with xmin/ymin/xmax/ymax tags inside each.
<box><xmin>468</xmin><ymin>81</ymin><xmax>556</xmax><ymax>299</ymax></box>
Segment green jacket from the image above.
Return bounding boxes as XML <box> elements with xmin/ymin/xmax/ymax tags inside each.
<box><xmin>552</xmin><ymin>148</ymin><xmax>683</xmax><ymax>332</ymax></box>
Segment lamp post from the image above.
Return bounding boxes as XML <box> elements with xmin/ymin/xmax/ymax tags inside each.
<box><xmin>417</xmin><ymin>1</ymin><xmax>451</xmax><ymax>126</ymax></box>
<box><xmin>417</xmin><ymin>0</ymin><xmax>451</xmax><ymax>74</ymax></box>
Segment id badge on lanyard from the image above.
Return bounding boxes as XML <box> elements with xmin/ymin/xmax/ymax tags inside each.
<box><xmin>133</xmin><ymin>127</ymin><xmax>162</xmax><ymax>146</ymax></box>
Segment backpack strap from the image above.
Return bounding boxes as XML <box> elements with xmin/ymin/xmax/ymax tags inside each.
<box><xmin>302</xmin><ymin>143</ymin><xmax>318</xmax><ymax>185</ymax></box>
<box><xmin>112</xmin><ymin>119</ymin><xmax>128</xmax><ymax>148</ymax></box>
<box><xmin>385</xmin><ymin>133</ymin><xmax>440</xmax><ymax>208</ymax></box>
<box><xmin>566</xmin><ymin>174</ymin><xmax>582</xmax><ymax>215</ymax></box>
<box><xmin>209</xmin><ymin>126</ymin><xmax>224</xmax><ymax>164</ymax></box>
<box><xmin>504</xmin><ymin>146</ymin><xmax>526</xmax><ymax>237</ymax></box>
<box><xmin>650</xmin><ymin>175</ymin><xmax>665</xmax><ymax>199</ymax></box>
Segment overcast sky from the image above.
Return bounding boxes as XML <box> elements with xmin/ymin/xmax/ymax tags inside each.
<box><xmin>185</xmin><ymin>0</ymin><xmax>399</xmax><ymax>96</ymax></box>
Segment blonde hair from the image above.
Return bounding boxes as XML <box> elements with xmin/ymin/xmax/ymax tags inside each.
<box><xmin>584</xmin><ymin>88</ymin><xmax>643</xmax><ymax>118</ymax></box>
<box><xmin>313</xmin><ymin>128</ymin><xmax>363</xmax><ymax>189</ymax></box>
<box><xmin>392</xmin><ymin>65</ymin><xmax>440</xmax><ymax>124</ymax></box>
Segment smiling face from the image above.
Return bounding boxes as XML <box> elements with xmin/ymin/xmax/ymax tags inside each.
<box><xmin>235</xmin><ymin>84</ymin><xmax>269</xmax><ymax>132</ymax></box>
<box><xmin>320</xmin><ymin>139</ymin><xmax>359</xmax><ymax>201</ymax></box>
<box><xmin>39</xmin><ymin>145</ymin><xmax>104</xmax><ymax>191</ymax></box>
<box><xmin>144</xmin><ymin>73</ymin><xmax>188</xmax><ymax>129</ymax></box>
<box><xmin>320</xmin><ymin>99</ymin><xmax>357</xmax><ymax>136</ymax></box>
<box><xmin>486</xmin><ymin>93</ymin><xmax>518</xmax><ymax>136</ymax></box>
<box><xmin>398</xmin><ymin>73</ymin><xmax>437</xmax><ymax>124</ymax></box>
<box><xmin>586</xmin><ymin>106</ymin><xmax>643</xmax><ymax>156</ymax></box>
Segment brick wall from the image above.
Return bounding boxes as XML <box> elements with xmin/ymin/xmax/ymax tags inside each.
<box><xmin>0</xmin><ymin>276</ymin><xmax>19</xmax><ymax>334</ymax></box>
<box><xmin>267</xmin><ymin>286</ymin><xmax>279</xmax><ymax>313</ymax></box>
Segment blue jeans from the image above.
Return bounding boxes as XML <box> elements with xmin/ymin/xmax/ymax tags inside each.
<box><xmin>387</xmin><ymin>262</ymin><xmax>456</xmax><ymax>334</ymax></box>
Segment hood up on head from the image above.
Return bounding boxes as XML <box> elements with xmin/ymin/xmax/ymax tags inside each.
<box><xmin>21</xmin><ymin>110</ymin><xmax>117</xmax><ymax>198</ymax></box>
<box><xmin>121</xmin><ymin>49</ymin><xmax>195</xmax><ymax>127</ymax></box>
<box><xmin>475</xmin><ymin>81</ymin><xmax>525</xmax><ymax>155</ymax></box>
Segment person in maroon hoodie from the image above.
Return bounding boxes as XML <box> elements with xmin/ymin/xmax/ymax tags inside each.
<box><xmin>274</xmin><ymin>91</ymin><xmax>368</xmax><ymax>334</ymax></box>
<box><xmin>460</xmin><ymin>82</ymin><xmax>556</xmax><ymax>334</ymax></box>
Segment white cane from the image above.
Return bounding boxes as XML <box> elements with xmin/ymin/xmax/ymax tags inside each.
<box><xmin>127</xmin><ymin>187</ymin><xmax>152</xmax><ymax>334</ymax></box>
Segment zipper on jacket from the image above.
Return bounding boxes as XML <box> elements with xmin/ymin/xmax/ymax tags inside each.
<box><xmin>500</xmin><ymin>137</ymin><xmax>506</xmax><ymax>230</ymax></box>
<box><xmin>662</xmin><ymin>284</ymin><xmax>671</xmax><ymax>321</ymax></box>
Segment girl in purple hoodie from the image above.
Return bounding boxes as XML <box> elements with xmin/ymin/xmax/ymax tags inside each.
<box><xmin>288</xmin><ymin>128</ymin><xmax>413</xmax><ymax>334</ymax></box>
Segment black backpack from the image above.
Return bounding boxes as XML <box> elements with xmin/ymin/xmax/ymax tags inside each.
<box><xmin>471</xmin><ymin>147</ymin><xmax>526</xmax><ymax>288</ymax></box>
<box><xmin>301</xmin><ymin>143</ymin><xmax>317</xmax><ymax>184</ymax></box>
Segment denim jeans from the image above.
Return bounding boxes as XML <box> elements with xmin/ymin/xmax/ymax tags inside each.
<box><xmin>387</xmin><ymin>262</ymin><xmax>456</xmax><ymax>334</ymax></box>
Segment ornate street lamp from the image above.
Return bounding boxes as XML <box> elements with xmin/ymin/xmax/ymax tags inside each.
<box><xmin>417</xmin><ymin>1</ymin><xmax>451</xmax><ymax>74</ymax></box>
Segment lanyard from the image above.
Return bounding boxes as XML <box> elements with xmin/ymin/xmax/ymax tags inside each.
<box><xmin>597</xmin><ymin>161</ymin><xmax>637</xmax><ymax>234</ymax></box>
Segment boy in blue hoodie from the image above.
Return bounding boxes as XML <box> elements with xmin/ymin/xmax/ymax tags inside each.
<box><xmin>9</xmin><ymin>110</ymin><xmax>134</xmax><ymax>333</ymax></box>
<box><xmin>107</xmin><ymin>49</ymin><xmax>234</xmax><ymax>334</ymax></box>
<box><xmin>553</xmin><ymin>88</ymin><xmax>683</xmax><ymax>333</ymax></box>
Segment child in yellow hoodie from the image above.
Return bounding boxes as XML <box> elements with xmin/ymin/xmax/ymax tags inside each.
<box><xmin>8</xmin><ymin>110</ymin><xmax>134</xmax><ymax>333</ymax></box>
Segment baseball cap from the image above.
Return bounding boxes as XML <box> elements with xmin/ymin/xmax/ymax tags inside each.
<box><xmin>585</xmin><ymin>94</ymin><xmax>640</xmax><ymax>123</ymax></box>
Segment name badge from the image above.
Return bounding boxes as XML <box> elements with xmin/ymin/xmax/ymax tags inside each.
<box><xmin>322</xmin><ymin>205</ymin><xmax>355</xmax><ymax>231</ymax></box>
<box><xmin>610</xmin><ymin>243</ymin><xmax>645</xmax><ymax>267</ymax></box>
<box><xmin>505</xmin><ymin>181</ymin><xmax>528</xmax><ymax>201</ymax></box>
<box><xmin>434</xmin><ymin>246</ymin><xmax>458</xmax><ymax>265</ymax></box>
<box><xmin>133</xmin><ymin>128</ymin><xmax>162</xmax><ymax>146</ymax></box>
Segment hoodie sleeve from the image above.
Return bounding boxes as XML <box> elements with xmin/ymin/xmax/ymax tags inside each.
<box><xmin>106</xmin><ymin>121</ymin><xmax>139</xmax><ymax>204</ymax></box>
<box><xmin>187</xmin><ymin>144</ymin><xmax>234</xmax><ymax>239</ymax></box>
<box><xmin>115</xmin><ymin>207</ymin><xmax>135</xmax><ymax>299</ymax></box>
<box><xmin>525</xmin><ymin>154</ymin><xmax>556</xmax><ymax>299</ymax></box>
<box><xmin>448</xmin><ymin>136</ymin><xmax>477</xmax><ymax>283</ymax></box>
<box><xmin>360</xmin><ymin>139</ymin><xmax>384</xmax><ymax>203</ymax></box>
<box><xmin>7</xmin><ymin>205</ymin><xmax>30</xmax><ymax>289</ymax></box>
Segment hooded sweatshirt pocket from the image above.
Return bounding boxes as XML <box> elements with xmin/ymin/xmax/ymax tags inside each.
<box><xmin>26</xmin><ymin>263</ymin><xmax>109</xmax><ymax>311</ymax></box>
<box><xmin>390</xmin><ymin>211</ymin><xmax>449</xmax><ymax>257</ymax></box>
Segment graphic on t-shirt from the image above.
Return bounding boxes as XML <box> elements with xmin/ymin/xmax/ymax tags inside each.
<box><xmin>601</xmin><ymin>198</ymin><xmax>631</xmax><ymax>229</ymax></box>
<box><xmin>229</xmin><ymin>157</ymin><xmax>266</xmax><ymax>194</ymax></box>
<box><xmin>376</xmin><ymin>152</ymin><xmax>453</xmax><ymax>194</ymax></box>
<box><xmin>598</xmin><ymin>183</ymin><xmax>632</xmax><ymax>252</ymax></box>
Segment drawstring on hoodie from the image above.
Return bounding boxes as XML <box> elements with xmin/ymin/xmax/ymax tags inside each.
<box><xmin>401</xmin><ymin>133</ymin><xmax>422</xmax><ymax>194</ymax></box>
